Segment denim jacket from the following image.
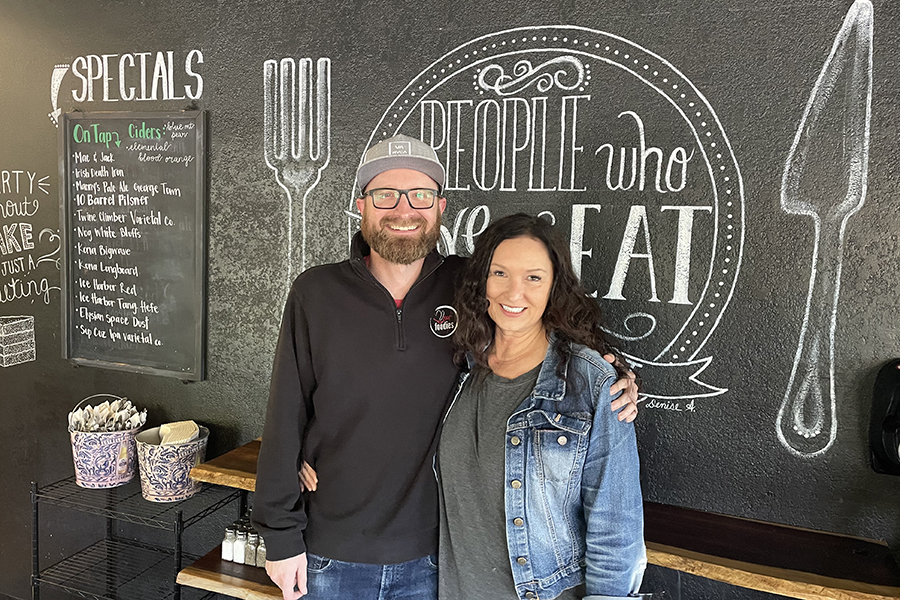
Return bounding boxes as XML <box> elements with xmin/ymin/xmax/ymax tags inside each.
<box><xmin>446</xmin><ymin>335</ymin><xmax>646</xmax><ymax>600</ymax></box>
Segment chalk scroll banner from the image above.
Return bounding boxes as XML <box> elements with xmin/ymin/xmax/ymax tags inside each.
<box><xmin>58</xmin><ymin>111</ymin><xmax>207</xmax><ymax>380</ymax></box>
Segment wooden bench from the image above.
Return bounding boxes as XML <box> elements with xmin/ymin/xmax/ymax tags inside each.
<box><xmin>645</xmin><ymin>503</ymin><xmax>900</xmax><ymax>599</ymax></box>
<box><xmin>180</xmin><ymin>439</ymin><xmax>900</xmax><ymax>600</ymax></box>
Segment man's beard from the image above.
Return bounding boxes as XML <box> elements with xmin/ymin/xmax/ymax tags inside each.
<box><xmin>361</xmin><ymin>212</ymin><xmax>442</xmax><ymax>265</ymax></box>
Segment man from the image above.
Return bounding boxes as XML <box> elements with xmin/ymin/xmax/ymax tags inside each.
<box><xmin>252</xmin><ymin>134</ymin><xmax>638</xmax><ymax>600</ymax></box>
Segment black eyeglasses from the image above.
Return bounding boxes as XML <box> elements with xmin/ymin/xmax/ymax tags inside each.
<box><xmin>364</xmin><ymin>188</ymin><xmax>439</xmax><ymax>210</ymax></box>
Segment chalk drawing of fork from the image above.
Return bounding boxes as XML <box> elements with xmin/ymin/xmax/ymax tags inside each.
<box><xmin>776</xmin><ymin>0</ymin><xmax>872</xmax><ymax>458</ymax></box>
<box><xmin>264</xmin><ymin>57</ymin><xmax>331</xmax><ymax>279</ymax></box>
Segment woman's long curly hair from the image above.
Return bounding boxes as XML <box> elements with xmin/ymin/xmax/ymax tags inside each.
<box><xmin>453</xmin><ymin>213</ymin><xmax>624</xmax><ymax>379</ymax></box>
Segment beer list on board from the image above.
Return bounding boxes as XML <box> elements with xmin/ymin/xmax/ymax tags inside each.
<box><xmin>60</xmin><ymin>111</ymin><xmax>206</xmax><ymax>380</ymax></box>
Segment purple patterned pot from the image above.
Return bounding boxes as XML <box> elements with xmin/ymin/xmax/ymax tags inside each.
<box><xmin>135</xmin><ymin>426</ymin><xmax>209</xmax><ymax>502</ymax></box>
<box><xmin>70</xmin><ymin>427</ymin><xmax>141</xmax><ymax>488</ymax></box>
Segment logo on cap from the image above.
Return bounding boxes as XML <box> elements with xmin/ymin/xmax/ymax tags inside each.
<box><xmin>431</xmin><ymin>305</ymin><xmax>458</xmax><ymax>338</ymax></box>
<box><xmin>388</xmin><ymin>141</ymin><xmax>411</xmax><ymax>155</ymax></box>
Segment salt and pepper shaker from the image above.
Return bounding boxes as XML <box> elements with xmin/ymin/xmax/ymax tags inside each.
<box><xmin>220</xmin><ymin>513</ymin><xmax>266</xmax><ymax>567</ymax></box>
<box><xmin>256</xmin><ymin>536</ymin><xmax>267</xmax><ymax>567</ymax></box>
<box><xmin>233</xmin><ymin>529</ymin><xmax>248</xmax><ymax>565</ymax></box>
<box><xmin>246</xmin><ymin>532</ymin><xmax>259</xmax><ymax>566</ymax></box>
<box><xmin>221</xmin><ymin>526</ymin><xmax>236</xmax><ymax>561</ymax></box>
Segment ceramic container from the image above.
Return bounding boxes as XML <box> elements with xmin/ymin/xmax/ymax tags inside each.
<box><xmin>70</xmin><ymin>426</ymin><xmax>141</xmax><ymax>488</ymax></box>
<box><xmin>135</xmin><ymin>426</ymin><xmax>209</xmax><ymax>502</ymax></box>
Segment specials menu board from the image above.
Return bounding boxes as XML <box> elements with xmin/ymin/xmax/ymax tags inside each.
<box><xmin>59</xmin><ymin>111</ymin><xmax>207</xmax><ymax>380</ymax></box>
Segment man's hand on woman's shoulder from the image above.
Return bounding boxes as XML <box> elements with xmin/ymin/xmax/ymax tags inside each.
<box><xmin>603</xmin><ymin>353</ymin><xmax>639</xmax><ymax>423</ymax></box>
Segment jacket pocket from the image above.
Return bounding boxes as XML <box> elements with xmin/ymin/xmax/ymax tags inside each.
<box><xmin>527</xmin><ymin>410</ymin><xmax>590</xmax><ymax>482</ymax></box>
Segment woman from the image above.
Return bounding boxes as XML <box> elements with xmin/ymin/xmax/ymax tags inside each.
<box><xmin>438</xmin><ymin>213</ymin><xmax>646</xmax><ymax>600</ymax></box>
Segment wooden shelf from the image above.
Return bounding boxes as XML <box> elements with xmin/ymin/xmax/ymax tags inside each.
<box><xmin>190</xmin><ymin>438</ymin><xmax>260</xmax><ymax>491</ymax></box>
<box><xmin>178</xmin><ymin>546</ymin><xmax>280</xmax><ymax>600</ymax></box>
<box><xmin>182</xmin><ymin>439</ymin><xmax>900</xmax><ymax>600</ymax></box>
<box><xmin>645</xmin><ymin>502</ymin><xmax>900</xmax><ymax>600</ymax></box>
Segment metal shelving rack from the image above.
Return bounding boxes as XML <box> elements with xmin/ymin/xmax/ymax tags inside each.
<box><xmin>32</xmin><ymin>476</ymin><xmax>245</xmax><ymax>600</ymax></box>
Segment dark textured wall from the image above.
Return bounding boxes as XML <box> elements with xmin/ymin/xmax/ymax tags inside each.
<box><xmin>2</xmin><ymin>1</ymin><xmax>900</xmax><ymax>598</ymax></box>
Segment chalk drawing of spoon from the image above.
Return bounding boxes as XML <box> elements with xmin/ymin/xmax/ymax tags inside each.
<box><xmin>776</xmin><ymin>0</ymin><xmax>872</xmax><ymax>458</ymax></box>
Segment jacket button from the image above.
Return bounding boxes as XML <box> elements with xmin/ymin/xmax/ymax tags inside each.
<box><xmin>513</xmin><ymin>517</ymin><xmax>524</xmax><ymax>527</ymax></box>
<box><xmin>524</xmin><ymin>592</ymin><xmax>536</xmax><ymax>599</ymax></box>
<box><xmin>517</xmin><ymin>556</ymin><xmax>527</xmax><ymax>565</ymax></box>
<box><xmin>511</xmin><ymin>480</ymin><xmax>522</xmax><ymax>489</ymax></box>
<box><xmin>557</xmin><ymin>435</ymin><xmax>567</xmax><ymax>445</ymax></box>
<box><xmin>510</xmin><ymin>436</ymin><xmax>521</xmax><ymax>446</ymax></box>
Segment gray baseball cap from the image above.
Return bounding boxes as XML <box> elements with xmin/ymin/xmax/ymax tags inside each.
<box><xmin>356</xmin><ymin>134</ymin><xmax>445</xmax><ymax>193</ymax></box>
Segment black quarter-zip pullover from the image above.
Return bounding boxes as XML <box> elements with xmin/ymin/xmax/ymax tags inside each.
<box><xmin>253</xmin><ymin>233</ymin><xmax>465</xmax><ymax>564</ymax></box>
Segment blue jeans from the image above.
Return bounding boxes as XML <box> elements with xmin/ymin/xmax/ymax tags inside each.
<box><xmin>305</xmin><ymin>553</ymin><xmax>438</xmax><ymax>600</ymax></box>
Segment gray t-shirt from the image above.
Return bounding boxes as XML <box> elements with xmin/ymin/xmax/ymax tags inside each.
<box><xmin>437</xmin><ymin>365</ymin><xmax>584</xmax><ymax>600</ymax></box>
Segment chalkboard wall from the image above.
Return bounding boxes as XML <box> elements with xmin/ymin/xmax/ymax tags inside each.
<box><xmin>2</xmin><ymin>1</ymin><xmax>900</xmax><ymax>598</ymax></box>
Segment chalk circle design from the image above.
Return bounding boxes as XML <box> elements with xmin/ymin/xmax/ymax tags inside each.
<box><xmin>354</xmin><ymin>26</ymin><xmax>744</xmax><ymax>367</ymax></box>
